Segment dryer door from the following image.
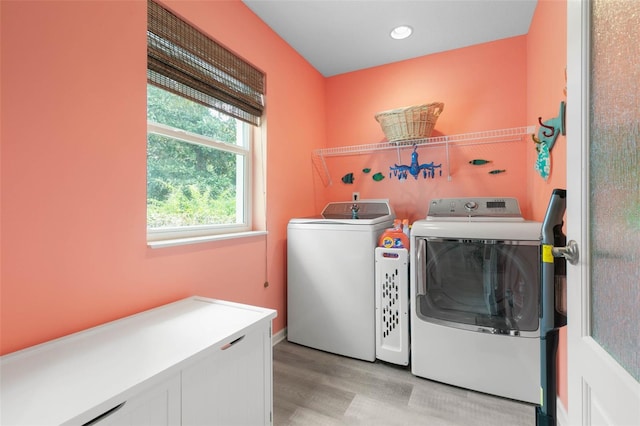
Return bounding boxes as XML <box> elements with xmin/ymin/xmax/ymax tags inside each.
<box><xmin>415</xmin><ymin>237</ymin><xmax>541</xmax><ymax>336</ymax></box>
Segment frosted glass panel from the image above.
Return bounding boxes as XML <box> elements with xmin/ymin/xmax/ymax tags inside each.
<box><xmin>589</xmin><ymin>0</ymin><xmax>640</xmax><ymax>380</ymax></box>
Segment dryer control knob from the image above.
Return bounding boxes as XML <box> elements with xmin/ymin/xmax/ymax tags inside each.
<box><xmin>464</xmin><ymin>201</ymin><xmax>479</xmax><ymax>212</ymax></box>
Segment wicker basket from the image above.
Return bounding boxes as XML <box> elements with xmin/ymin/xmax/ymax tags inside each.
<box><xmin>375</xmin><ymin>102</ymin><xmax>444</xmax><ymax>142</ymax></box>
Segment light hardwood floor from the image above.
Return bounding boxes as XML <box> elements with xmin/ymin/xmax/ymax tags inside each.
<box><xmin>273</xmin><ymin>340</ymin><xmax>536</xmax><ymax>426</ymax></box>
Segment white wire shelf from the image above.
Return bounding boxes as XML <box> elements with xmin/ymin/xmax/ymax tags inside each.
<box><xmin>312</xmin><ymin>126</ymin><xmax>535</xmax><ymax>186</ymax></box>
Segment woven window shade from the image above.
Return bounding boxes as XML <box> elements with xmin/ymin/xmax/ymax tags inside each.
<box><xmin>147</xmin><ymin>0</ymin><xmax>265</xmax><ymax>126</ymax></box>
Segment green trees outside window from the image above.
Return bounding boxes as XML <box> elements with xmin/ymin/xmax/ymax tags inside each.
<box><xmin>147</xmin><ymin>85</ymin><xmax>246</xmax><ymax>230</ymax></box>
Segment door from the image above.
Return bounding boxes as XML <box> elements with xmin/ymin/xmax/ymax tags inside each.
<box><xmin>182</xmin><ymin>327</ymin><xmax>271</xmax><ymax>426</ymax></box>
<box><xmin>566</xmin><ymin>0</ymin><xmax>640</xmax><ymax>425</ymax></box>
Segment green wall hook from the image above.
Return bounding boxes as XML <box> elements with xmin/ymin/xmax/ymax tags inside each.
<box><xmin>536</xmin><ymin>101</ymin><xmax>566</xmax><ymax>151</ymax></box>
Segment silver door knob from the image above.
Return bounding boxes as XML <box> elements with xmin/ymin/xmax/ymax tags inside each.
<box><xmin>552</xmin><ymin>240</ymin><xmax>579</xmax><ymax>265</ymax></box>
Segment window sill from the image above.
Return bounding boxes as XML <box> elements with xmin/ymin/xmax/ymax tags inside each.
<box><xmin>147</xmin><ymin>230</ymin><xmax>268</xmax><ymax>249</ymax></box>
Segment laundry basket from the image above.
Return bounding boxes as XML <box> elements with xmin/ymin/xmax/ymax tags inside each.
<box><xmin>375</xmin><ymin>247</ymin><xmax>409</xmax><ymax>366</ymax></box>
<box><xmin>375</xmin><ymin>102</ymin><xmax>444</xmax><ymax>142</ymax></box>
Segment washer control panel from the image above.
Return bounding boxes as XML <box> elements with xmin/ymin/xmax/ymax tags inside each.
<box><xmin>322</xmin><ymin>200</ymin><xmax>392</xmax><ymax>219</ymax></box>
<box><xmin>427</xmin><ymin>197</ymin><xmax>522</xmax><ymax>218</ymax></box>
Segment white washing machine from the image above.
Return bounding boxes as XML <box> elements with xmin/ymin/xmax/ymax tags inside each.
<box><xmin>410</xmin><ymin>197</ymin><xmax>542</xmax><ymax>404</ymax></box>
<box><xmin>287</xmin><ymin>200</ymin><xmax>395</xmax><ymax>361</ymax></box>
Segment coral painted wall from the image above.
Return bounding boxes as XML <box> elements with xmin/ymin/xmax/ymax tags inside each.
<box><xmin>0</xmin><ymin>0</ymin><xmax>325</xmax><ymax>355</ymax></box>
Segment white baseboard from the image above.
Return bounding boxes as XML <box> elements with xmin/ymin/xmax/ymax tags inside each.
<box><xmin>556</xmin><ymin>397</ymin><xmax>569</xmax><ymax>426</ymax></box>
<box><xmin>272</xmin><ymin>327</ymin><xmax>286</xmax><ymax>346</ymax></box>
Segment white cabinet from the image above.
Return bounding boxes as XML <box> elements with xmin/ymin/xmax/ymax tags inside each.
<box><xmin>0</xmin><ymin>297</ymin><xmax>277</xmax><ymax>426</ymax></box>
<box><xmin>182</xmin><ymin>326</ymin><xmax>273</xmax><ymax>425</ymax></box>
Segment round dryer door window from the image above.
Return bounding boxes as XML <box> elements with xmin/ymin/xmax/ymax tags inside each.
<box><xmin>416</xmin><ymin>238</ymin><xmax>541</xmax><ymax>335</ymax></box>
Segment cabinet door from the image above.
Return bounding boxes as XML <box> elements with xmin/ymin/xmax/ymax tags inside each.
<box><xmin>89</xmin><ymin>375</ymin><xmax>180</xmax><ymax>426</ymax></box>
<box><xmin>182</xmin><ymin>325</ymin><xmax>272</xmax><ymax>426</ymax></box>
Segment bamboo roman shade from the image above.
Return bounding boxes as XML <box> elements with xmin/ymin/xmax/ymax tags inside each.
<box><xmin>147</xmin><ymin>0</ymin><xmax>265</xmax><ymax>126</ymax></box>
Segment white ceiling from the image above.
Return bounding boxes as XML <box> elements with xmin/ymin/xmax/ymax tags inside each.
<box><xmin>242</xmin><ymin>0</ymin><xmax>538</xmax><ymax>77</ymax></box>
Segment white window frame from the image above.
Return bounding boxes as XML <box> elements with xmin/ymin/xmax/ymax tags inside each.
<box><xmin>146</xmin><ymin>118</ymin><xmax>257</xmax><ymax>248</ymax></box>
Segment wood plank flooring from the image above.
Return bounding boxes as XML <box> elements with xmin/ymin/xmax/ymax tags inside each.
<box><xmin>273</xmin><ymin>340</ymin><xmax>536</xmax><ymax>425</ymax></box>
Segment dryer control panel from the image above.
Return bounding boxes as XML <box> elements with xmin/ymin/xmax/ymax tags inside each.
<box><xmin>427</xmin><ymin>197</ymin><xmax>522</xmax><ymax>218</ymax></box>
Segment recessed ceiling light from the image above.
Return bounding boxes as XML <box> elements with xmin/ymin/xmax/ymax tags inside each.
<box><xmin>390</xmin><ymin>25</ymin><xmax>413</xmax><ymax>40</ymax></box>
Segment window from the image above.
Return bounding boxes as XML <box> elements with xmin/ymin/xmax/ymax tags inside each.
<box><xmin>147</xmin><ymin>86</ymin><xmax>251</xmax><ymax>240</ymax></box>
<box><xmin>146</xmin><ymin>0</ymin><xmax>265</xmax><ymax>245</ymax></box>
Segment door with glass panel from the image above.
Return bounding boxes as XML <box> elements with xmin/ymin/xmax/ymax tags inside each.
<box><xmin>566</xmin><ymin>0</ymin><xmax>640</xmax><ymax>424</ymax></box>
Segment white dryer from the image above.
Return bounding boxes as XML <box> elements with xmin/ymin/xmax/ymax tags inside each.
<box><xmin>410</xmin><ymin>197</ymin><xmax>542</xmax><ymax>404</ymax></box>
<box><xmin>287</xmin><ymin>200</ymin><xmax>395</xmax><ymax>361</ymax></box>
